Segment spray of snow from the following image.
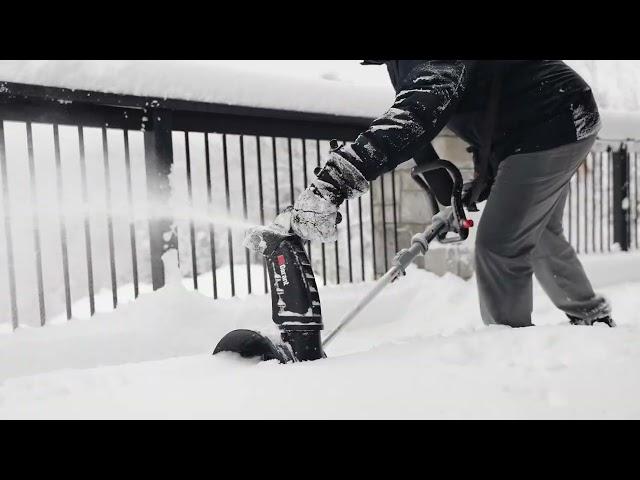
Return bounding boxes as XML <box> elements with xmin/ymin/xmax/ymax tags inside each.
<box><xmin>161</xmin><ymin>249</ymin><xmax>181</xmax><ymax>286</ymax></box>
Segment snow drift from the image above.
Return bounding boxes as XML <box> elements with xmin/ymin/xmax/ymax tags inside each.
<box><xmin>0</xmin><ymin>60</ymin><xmax>394</xmax><ymax>118</ymax></box>
<box><xmin>1</xmin><ymin>253</ymin><xmax>639</xmax><ymax>419</ymax></box>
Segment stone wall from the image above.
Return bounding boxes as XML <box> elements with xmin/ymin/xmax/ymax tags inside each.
<box><xmin>371</xmin><ymin>131</ymin><xmax>477</xmax><ymax>279</ymax></box>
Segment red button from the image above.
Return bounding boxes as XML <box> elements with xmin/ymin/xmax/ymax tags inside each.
<box><xmin>462</xmin><ymin>219</ymin><xmax>474</xmax><ymax>229</ymax></box>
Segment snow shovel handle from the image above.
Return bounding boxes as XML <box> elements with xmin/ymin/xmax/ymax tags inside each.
<box><xmin>322</xmin><ymin>209</ymin><xmax>451</xmax><ymax>348</ymax></box>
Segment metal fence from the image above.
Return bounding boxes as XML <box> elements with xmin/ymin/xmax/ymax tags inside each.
<box><xmin>0</xmin><ymin>81</ymin><xmax>394</xmax><ymax>329</ymax></box>
<box><xmin>168</xmin><ymin>132</ymin><xmax>395</xmax><ymax>297</ymax></box>
<box><xmin>1</xmin><ymin>81</ymin><xmax>639</xmax><ymax>331</ymax></box>
<box><xmin>566</xmin><ymin>143</ymin><xmax>639</xmax><ymax>254</ymax></box>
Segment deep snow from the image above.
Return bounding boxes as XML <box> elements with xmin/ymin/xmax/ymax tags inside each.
<box><xmin>1</xmin><ymin>252</ymin><xmax>639</xmax><ymax>419</ymax></box>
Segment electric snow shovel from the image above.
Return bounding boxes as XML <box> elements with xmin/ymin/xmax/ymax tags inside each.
<box><xmin>213</xmin><ymin>145</ymin><xmax>473</xmax><ymax>363</ymax></box>
<box><xmin>213</xmin><ymin>208</ymin><xmax>325</xmax><ymax>363</ymax></box>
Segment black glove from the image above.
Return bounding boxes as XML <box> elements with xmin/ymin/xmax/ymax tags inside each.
<box><xmin>462</xmin><ymin>146</ymin><xmax>493</xmax><ymax>210</ymax></box>
<box><xmin>462</xmin><ymin>178</ymin><xmax>492</xmax><ymax>211</ymax></box>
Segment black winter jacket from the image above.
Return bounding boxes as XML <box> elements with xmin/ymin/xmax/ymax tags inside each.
<box><xmin>347</xmin><ymin>60</ymin><xmax>600</xmax><ymax>182</ymax></box>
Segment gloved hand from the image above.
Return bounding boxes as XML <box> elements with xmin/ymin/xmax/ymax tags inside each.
<box><xmin>461</xmin><ymin>178</ymin><xmax>493</xmax><ymax>211</ymax></box>
<box><xmin>291</xmin><ymin>143</ymin><xmax>369</xmax><ymax>242</ymax></box>
<box><xmin>463</xmin><ymin>146</ymin><xmax>493</xmax><ymax>210</ymax></box>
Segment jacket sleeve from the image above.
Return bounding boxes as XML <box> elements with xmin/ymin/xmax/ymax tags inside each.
<box><xmin>347</xmin><ymin>60</ymin><xmax>470</xmax><ymax>180</ymax></box>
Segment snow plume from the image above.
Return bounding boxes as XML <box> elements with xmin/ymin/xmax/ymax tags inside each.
<box><xmin>161</xmin><ymin>249</ymin><xmax>181</xmax><ymax>286</ymax></box>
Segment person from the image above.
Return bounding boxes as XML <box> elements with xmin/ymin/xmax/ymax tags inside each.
<box><xmin>286</xmin><ymin>60</ymin><xmax>614</xmax><ymax>328</ymax></box>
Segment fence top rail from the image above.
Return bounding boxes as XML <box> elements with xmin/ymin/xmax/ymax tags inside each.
<box><xmin>2</xmin><ymin>80</ymin><xmax>636</xmax><ymax>147</ymax></box>
<box><xmin>0</xmin><ymin>81</ymin><xmax>375</xmax><ymax>130</ymax></box>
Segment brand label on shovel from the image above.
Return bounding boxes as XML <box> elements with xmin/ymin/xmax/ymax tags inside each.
<box><xmin>277</xmin><ymin>255</ymin><xmax>289</xmax><ymax>286</ymax></box>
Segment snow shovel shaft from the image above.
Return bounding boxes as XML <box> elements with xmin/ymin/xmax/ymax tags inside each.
<box><xmin>322</xmin><ymin>210</ymin><xmax>451</xmax><ymax>348</ymax></box>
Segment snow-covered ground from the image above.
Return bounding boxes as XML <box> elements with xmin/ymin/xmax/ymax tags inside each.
<box><xmin>1</xmin><ymin>60</ymin><xmax>639</xmax><ymax>419</ymax></box>
<box><xmin>1</xmin><ymin>252</ymin><xmax>639</xmax><ymax>420</ymax></box>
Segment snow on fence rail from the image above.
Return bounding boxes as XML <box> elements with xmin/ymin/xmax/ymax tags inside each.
<box><xmin>0</xmin><ymin>80</ymin><xmax>639</xmax><ymax>331</ymax></box>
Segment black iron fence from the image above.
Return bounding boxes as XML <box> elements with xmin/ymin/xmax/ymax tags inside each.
<box><xmin>566</xmin><ymin>142</ymin><xmax>639</xmax><ymax>254</ymax></box>
<box><xmin>0</xmin><ymin>81</ymin><xmax>393</xmax><ymax>329</ymax></box>
<box><xmin>1</xmin><ymin>81</ymin><xmax>638</xmax><ymax>331</ymax></box>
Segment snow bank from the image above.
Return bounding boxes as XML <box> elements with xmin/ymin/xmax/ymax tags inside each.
<box><xmin>1</xmin><ymin>253</ymin><xmax>639</xmax><ymax>419</ymax></box>
<box><xmin>1</xmin><ymin>61</ymin><xmax>636</xmax><ymax>141</ymax></box>
<box><xmin>0</xmin><ymin>60</ymin><xmax>393</xmax><ymax>118</ymax></box>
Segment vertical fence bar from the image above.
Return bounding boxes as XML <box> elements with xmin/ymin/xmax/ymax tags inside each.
<box><xmin>53</xmin><ymin>124</ymin><xmax>72</xmax><ymax>319</ymax></box>
<box><xmin>256</xmin><ymin>136</ymin><xmax>268</xmax><ymax>294</ymax></box>
<box><xmin>583</xmin><ymin>154</ymin><xmax>588</xmax><ymax>253</ymax></box>
<box><xmin>316</xmin><ymin>140</ymin><xmax>327</xmax><ymax>285</ymax></box>
<box><xmin>184</xmin><ymin>131</ymin><xmax>198</xmax><ymax>290</ymax></box>
<box><xmin>287</xmin><ymin>137</ymin><xmax>294</xmax><ymax>206</ymax></box>
<box><xmin>599</xmin><ymin>151</ymin><xmax>603</xmax><ymax>252</ymax></box>
<box><xmin>369</xmin><ymin>180</ymin><xmax>377</xmax><ymax>279</ymax></box>
<box><xmin>334</xmin><ymin>236</ymin><xmax>340</xmax><ymax>284</ymax></box>
<box><xmin>576</xmin><ymin>164</ymin><xmax>581</xmax><ymax>253</ymax></box>
<box><xmin>607</xmin><ymin>147</ymin><xmax>612</xmax><ymax>251</ymax></box>
<box><xmin>346</xmin><ymin>199</ymin><xmax>353</xmax><ymax>283</ymax></box>
<box><xmin>26</xmin><ymin>122</ymin><xmax>46</xmax><ymax>325</ymax></box>
<box><xmin>222</xmin><ymin>134</ymin><xmax>235</xmax><ymax>297</ymax></box>
<box><xmin>591</xmin><ymin>152</ymin><xmax>596</xmax><ymax>253</ymax></box>
<box><xmin>391</xmin><ymin>170</ymin><xmax>398</xmax><ymax>252</ymax></box>
<box><xmin>612</xmin><ymin>144</ymin><xmax>631</xmax><ymax>251</ymax></box>
<box><xmin>336</xmin><ymin>141</ymin><xmax>353</xmax><ymax>283</ymax></box>
<box><xmin>334</xmin><ymin>140</ymin><xmax>346</xmax><ymax>285</ymax></box>
<box><xmin>78</xmin><ymin>126</ymin><xmax>95</xmax><ymax>315</ymax></box>
<box><xmin>633</xmin><ymin>152</ymin><xmax>638</xmax><ymax>250</ymax></box>
<box><xmin>102</xmin><ymin>127</ymin><xmax>118</xmax><ymax>308</ymax></box>
<box><xmin>302</xmin><ymin>139</ymin><xmax>308</xmax><ymax>188</ymax></box>
<box><xmin>302</xmin><ymin>139</ymin><xmax>312</xmax><ymax>261</ymax></box>
<box><xmin>380</xmin><ymin>175</ymin><xmax>388</xmax><ymax>271</ymax></box>
<box><xmin>204</xmin><ymin>134</ymin><xmax>218</xmax><ymax>299</ymax></box>
<box><xmin>123</xmin><ymin>130</ymin><xmax>139</xmax><ymax>298</ymax></box>
<box><xmin>240</xmin><ymin>135</ymin><xmax>251</xmax><ymax>294</ymax></box>
<box><xmin>358</xmin><ymin>196</ymin><xmax>365</xmax><ymax>281</ymax></box>
<box><xmin>272</xmin><ymin>137</ymin><xmax>280</xmax><ymax>214</ymax></box>
<box><xmin>568</xmin><ymin>176</ymin><xmax>572</xmax><ymax>248</ymax></box>
<box><xmin>0</xmin><ymin>120</ymin><xmax>18</xmax><ymax>329</ymax></box>
<box><xmin>144</xmin><ymin>109</ymin><xmax>177</xmax><ymax>291</ymax></box>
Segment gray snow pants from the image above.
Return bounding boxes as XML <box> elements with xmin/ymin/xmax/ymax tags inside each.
<box><xmin>475</xmin><ymin>135</ymin><xmax>610</xmax><ymax>327</ymax></box>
